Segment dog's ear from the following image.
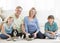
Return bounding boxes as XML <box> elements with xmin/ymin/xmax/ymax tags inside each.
<box><xmin>16</xmin><ymin>30</ymin><xmax>18</xmax><ymax>34</ymax></box>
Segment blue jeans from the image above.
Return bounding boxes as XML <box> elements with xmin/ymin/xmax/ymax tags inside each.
<box><xmin>45</xmin><ymin>32</ymin><xmax>56</xmax><ymax>39</ymax></box>
<box><xmin>0</xmin><ymin>33</ymin><xmax>12</xmax><ymax>39</ymax></box>
<box><xmin>24</xmin><ymin>31</ymin><xmax>45</xmax><ymax>39</ymax></box>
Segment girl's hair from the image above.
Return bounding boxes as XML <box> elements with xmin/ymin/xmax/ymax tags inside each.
<box><xmin>6</xmin><ymin>17</ymin><xmax>13</xmax><ymax>23</ymax></box>
<box><xmin>29</xmin><ymin>7</ymin><xmax>37</xmax><ymax>18</ymax></box>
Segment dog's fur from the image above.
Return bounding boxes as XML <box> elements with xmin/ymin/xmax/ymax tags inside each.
<box><xmin>12</xmin><ymin>29</ymin><xmax>18</xmax><ymax>37</ymax></box>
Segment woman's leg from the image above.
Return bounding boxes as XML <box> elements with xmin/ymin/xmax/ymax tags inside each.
<box><xmin>37</xmin><ymin>31</ymin><xmax>45</xmax><ymax>39</ymax></box>
<box><xmin>0</xmin><ymin>34</ymin><xmax>9</xmax><ymax>39</ymax></box>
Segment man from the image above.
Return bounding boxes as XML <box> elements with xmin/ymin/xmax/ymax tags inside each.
<box><xmin>11</xmin><ymin>6</ymin><xmax>24</xmax><ymax>37</ymax></box>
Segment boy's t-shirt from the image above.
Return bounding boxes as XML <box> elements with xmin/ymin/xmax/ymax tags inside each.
<box><xmin>45</xmin><ymin>22</ymin><xmax>58</xmax><ymax>32</ymax></box>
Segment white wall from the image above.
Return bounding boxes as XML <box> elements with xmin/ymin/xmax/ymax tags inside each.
<box><xmin>0</xmin><ymin>0</ymin><xmax>60</xmax><ymax>27</ymax></box>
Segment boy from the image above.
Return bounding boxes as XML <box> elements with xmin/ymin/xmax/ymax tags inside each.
<box><xmin>45</xmin><ymin>15</ymin><xmax>58</xmax><ymax>39</ymax></box>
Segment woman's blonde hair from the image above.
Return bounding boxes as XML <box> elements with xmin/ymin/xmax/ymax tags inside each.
<box><xmin>29</xmin><ymin>7</ymin><xmax>37</xmax><ymax>18</ymax></box>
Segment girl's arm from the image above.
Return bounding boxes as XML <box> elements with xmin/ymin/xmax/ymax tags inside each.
<box><xmin>1</xmin><ymin>25</ymin><xmax>11</xmax><ymax>38</ymax></box>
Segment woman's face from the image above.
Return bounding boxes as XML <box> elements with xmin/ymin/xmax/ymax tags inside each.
<box><xmin>8</xmin><ymin>18</ymin><xmax>13</xmax><ymax>24</ymax></box>
<box><xmin>30</xmin><ymin>9</ymin><xmax>36</xmax><ymax>18</ymax></box>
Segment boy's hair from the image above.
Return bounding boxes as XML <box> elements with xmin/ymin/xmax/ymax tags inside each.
<box><xmin>48</xmin><ymin>15</ymin><xmax>54</xmax><ymax>19</ymax></box>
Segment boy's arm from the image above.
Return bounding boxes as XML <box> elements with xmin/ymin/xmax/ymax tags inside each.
<box><xmin>45</xmin><ymin>23</ymin><xmax>52</xmax><ymax>33</ymax></box>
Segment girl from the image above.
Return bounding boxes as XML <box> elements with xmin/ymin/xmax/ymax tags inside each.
<box><xmin>0</xmin><ymin>17</ymin><xmax>14</xmax><ymax>40</ymax></box>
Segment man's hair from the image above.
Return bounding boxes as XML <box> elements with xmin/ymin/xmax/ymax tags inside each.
<box><xmin>48</xmin><ymin>15</ymin><xmax>54</xmax><ymax>19</ymax></box>
<box><xmin>16</xmin><ymin>6</ymin><xmax>22</xmax><ymax>9</ymax></box>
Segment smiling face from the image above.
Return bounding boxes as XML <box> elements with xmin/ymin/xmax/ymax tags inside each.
<box><xmin>7</xmin><ymin>17</ymin><xmax>14</xmax><ymax>25</ymax></box>
<box><xmin>48</xmin><ymin>19</ymin><xmax>54</xmax><ymax>24</ymax></box>
<box><xmin>29</xmin><ymin>8</ymin><xmax>36</xmax><ymax>18</ymax></box>
<box><xmin>15</xmin><ymin>6</ymin><xmax>22</xmax><ymax>17</ymax></box>
<box><xmin>48</xmin><ymin>15</ymin><xmax>54</xmax><ymax>25</ymax></box>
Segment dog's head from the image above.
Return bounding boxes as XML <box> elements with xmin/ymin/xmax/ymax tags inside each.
<box><xmin>12</xmin><ymin>29</ymin><xmax>18</xmax><ymax>37</ymax></box>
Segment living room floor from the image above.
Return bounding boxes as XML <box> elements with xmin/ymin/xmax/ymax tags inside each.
<box><xmin>0</xmin><ymin>39</ymin><xmax>60</xmax><ymax>43</ymax></box>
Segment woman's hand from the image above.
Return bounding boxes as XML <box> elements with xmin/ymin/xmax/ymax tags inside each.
<box><xmin>33</xmin><ymin>33</ymin><xmax>37</xmax><ymax>38</ymax></box>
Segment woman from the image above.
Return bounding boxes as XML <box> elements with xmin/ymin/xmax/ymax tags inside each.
<box><xmin>23</xmin><ymin>8</ymin><xmax>45</xmax><ymax>39</ymax></box>
<box><xmin>0</xmin><ymin>17</ymin><xmax>14</xmax><ymax>40</ymax></box>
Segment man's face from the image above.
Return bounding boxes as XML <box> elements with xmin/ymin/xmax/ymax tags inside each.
<box><xmin>48</xmin><ymin>19</ymin><xmax>54</xmax><ymax>24</ymax></box>
<box><xmin>15</xmin><ymin>8</ymin><xmax>22</xmax><ymax>16</ymax></box>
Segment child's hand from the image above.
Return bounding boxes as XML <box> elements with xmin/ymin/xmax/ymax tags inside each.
<box><xmin>51</xmin><ymin>32</ymin><xmax>55</xmax><ymax>36</ymax></box>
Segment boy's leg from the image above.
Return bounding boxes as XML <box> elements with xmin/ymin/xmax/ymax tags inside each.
<box><xmin>45</xmin><ymin>32</ymin><xmax>55</xmax><ymax>39</ymax></box>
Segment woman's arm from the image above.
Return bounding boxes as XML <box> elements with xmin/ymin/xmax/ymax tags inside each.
<box><xmin>22</xmin><ymin>18</ymin><xmax>30</xmax><ymax>38</ymax></box>
<box><xmin>22</xmin><ymin>17</ymin><xmax>30</xmax><ymax>35</ymax></box>
<box><xmin>35</xmin><ymin>18</ymin><xmax>40</xmax><ymax>34</ymax></box>
<box><xmin>24</xmin><ymin>17</ymin><xmax>28</xmax><ymax>33</ymax></box>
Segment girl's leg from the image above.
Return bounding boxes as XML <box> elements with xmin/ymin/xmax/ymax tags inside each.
<box><xmin>0</xmin><ymin>34</ymin><xmax>9</xmax><ymax>39</ymax></box>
